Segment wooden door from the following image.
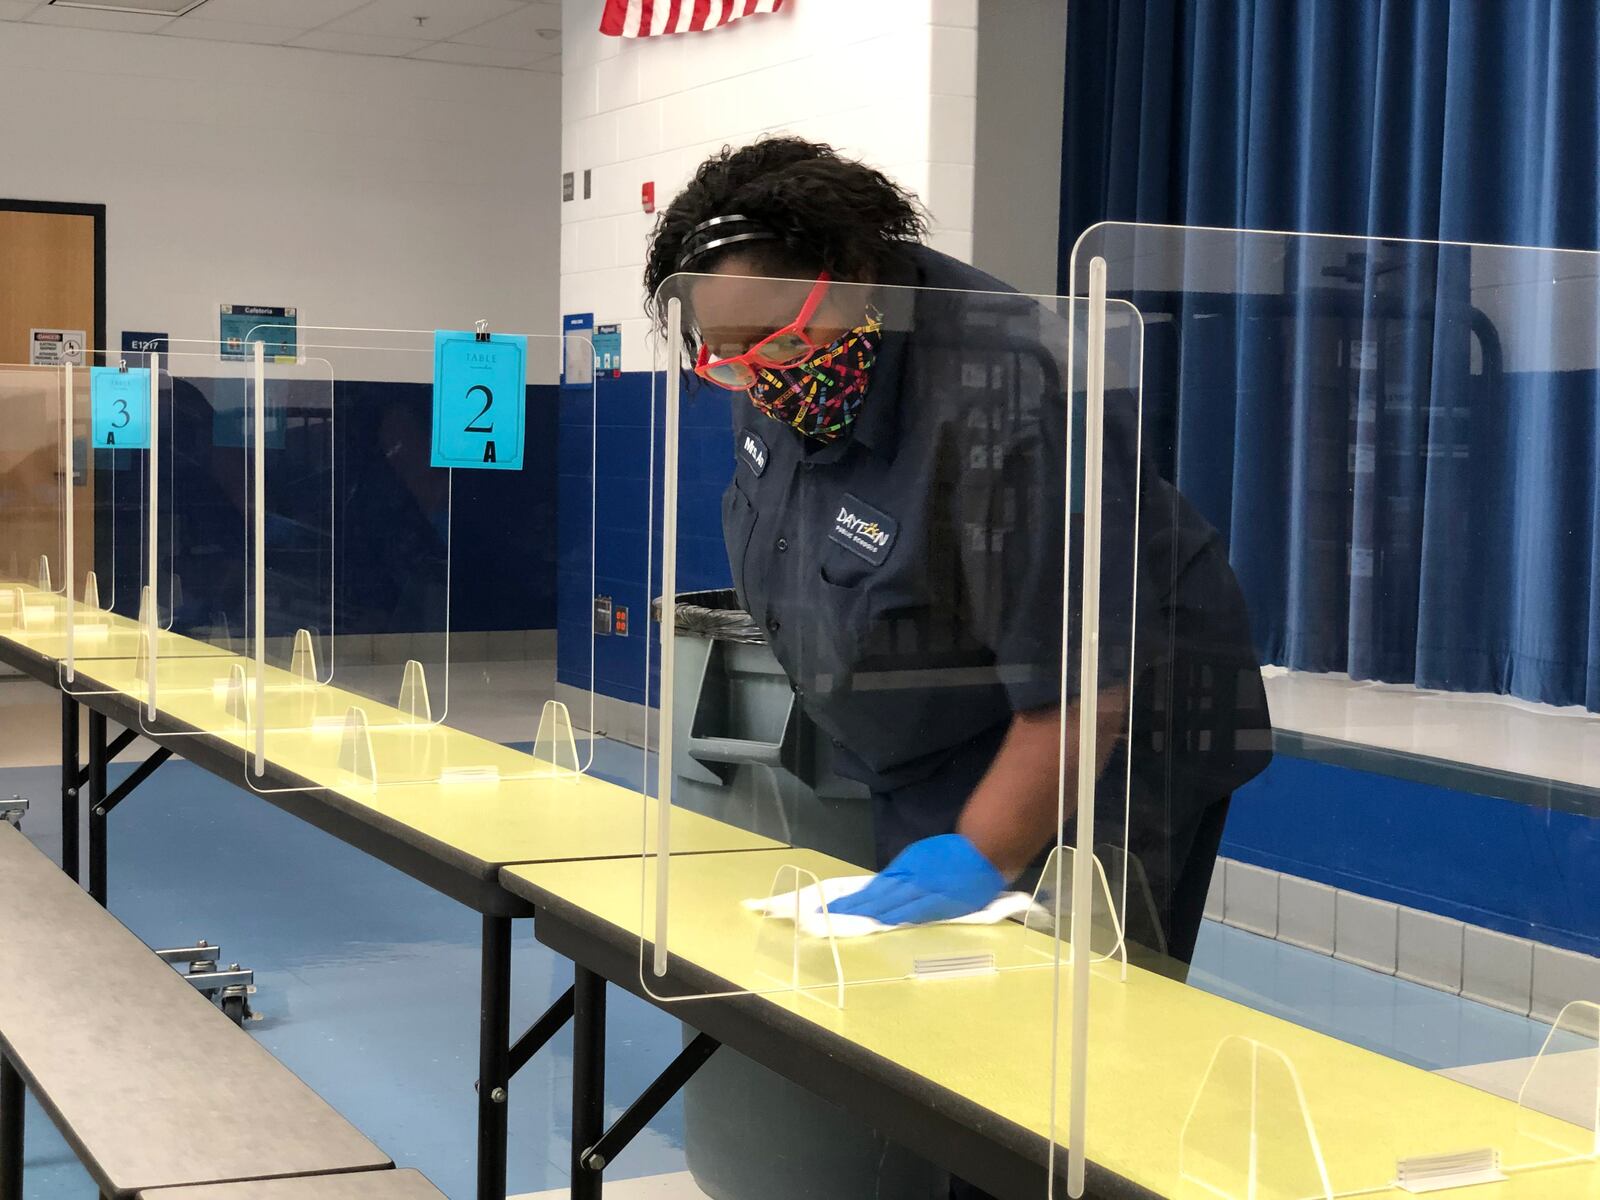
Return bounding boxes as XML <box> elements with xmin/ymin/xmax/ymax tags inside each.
<box><xmin>0</xmin><ymin>204</ymin><xmax>103</xmax><ymax>597</ymax></box>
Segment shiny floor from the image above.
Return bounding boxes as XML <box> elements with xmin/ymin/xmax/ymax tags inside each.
<box><xmin>0</xmin><ymin>672</ymin><xmax>1568</xmax><ymax>1199</ymax></box>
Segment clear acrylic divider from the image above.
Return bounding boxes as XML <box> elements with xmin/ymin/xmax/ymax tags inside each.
<box><xmin>0</xmin><ymin>356</ymin><xmax>137</xmax><ymax>686</ymax></box>
<box><xmin>60</xmin><ymin>350</ymin><xmax>226</xmax><ymax>700</ymax></box>
<box><xmin>1061</xmin><ymin>224</ymin><xmax>1600</xmax><ymax>1198</ymax></box>
<box><xmin>56</xmin><ymin>355</ymin><xmax>145</xmax><ymax>694</ymax></box>
<box><xmin>0</xmin><ymin>363</ymin><xmax>70</xmax><ymax>645</ymax></box>
<box><xmin>107</xmin><ymin>345</ymin><xmax>312</xmax><ymax>737</ymax></box>
<box><xmin>640</xmin><ymin>266</ymin><xmax>1097</xmax><ymax>1067</ymax></box>
<box><xmin>211</xmin><ymin>326</ymin><xmax>593</xmax><ymax>796</ymax></box>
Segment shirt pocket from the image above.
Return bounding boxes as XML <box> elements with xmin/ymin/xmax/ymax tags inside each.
<box><xmin>817</xmin><ymin>541</ymin><xmax>877</xmax><ymax>591</ymax></box>
<box><xmin>800</xmin><ymin>565</ymin><xmax>869</xmax><ymax>690</ymax></box>
<box><xmin>721</xmin><ymin>484</ymin><xmax>758</xmax><ymax>606</ymax></box>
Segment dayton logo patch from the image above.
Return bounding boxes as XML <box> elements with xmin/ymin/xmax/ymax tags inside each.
<box><xmin>829</xmin><ymin>493</ymin><xmax>898</xmax><ymax>564</ymax></box>
<box><xmin>739</xmin><ymin>430</ymin><xmax>768</xmax><ymax>476</ymax></box>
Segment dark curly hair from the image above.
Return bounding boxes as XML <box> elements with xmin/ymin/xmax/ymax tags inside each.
<box><xmin>643</xmin><ymin>136</ymin><xmax>927</xmax><ymax>330</ymax></box>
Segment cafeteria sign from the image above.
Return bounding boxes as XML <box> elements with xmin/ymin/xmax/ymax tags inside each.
<box><xmin>220</xmin><ymin>304</ymin><xmax>297</xmax><ymax>362</ymax></box>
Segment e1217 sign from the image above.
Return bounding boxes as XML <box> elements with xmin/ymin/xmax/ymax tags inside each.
<box><xmin>431</xmin><ymin>330</ymin><xmax>528</xmax><ymax>470</ymax></box>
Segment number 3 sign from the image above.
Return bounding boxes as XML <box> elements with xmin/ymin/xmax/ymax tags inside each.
<box><xmin>431</xmin><ymin>329</ymin><xmax>528</xmax><ymax>470</ymax></box>
<box><xmin>90</xmin><ymin>366</ymin><xmax>152</xmax><ymax>449</ymax></box>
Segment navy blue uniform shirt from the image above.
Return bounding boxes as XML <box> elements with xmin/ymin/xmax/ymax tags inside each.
<box><xmin>716</xmin><ymin>245</ymin><xmax>1271</xmax><ymax>903</ymax></box>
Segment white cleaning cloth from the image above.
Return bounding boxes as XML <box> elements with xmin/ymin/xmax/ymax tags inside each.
<box><xmin>742</xmin><ymin>875</ymin><xmax>1037</xmax><ymax>939</ymax></box>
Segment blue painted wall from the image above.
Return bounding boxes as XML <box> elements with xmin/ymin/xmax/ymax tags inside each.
<box><xmin>556</xmin><ymin>368</ymin><xmax>732</xmax><ymax>706</ymax></box>
<box><xmin>100</xmin><ymin>380</ymin><xmax>560</xmax><ymax>637</ymax></box>
<box><xmin>1226</xmin><ymin>755</ymin><xmax>1600</xmax><ymax>957</ymax></box>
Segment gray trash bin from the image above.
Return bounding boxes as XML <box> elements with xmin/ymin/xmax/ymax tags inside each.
<box><xmin>655</xmin><ymin>591</ymin><xmax>950</xmax><ymax>1200</ymax></box>
<box><xmin>653</xmin><ymin>589</ymin><xmax>873</xmax><ymax>860</ymax></box>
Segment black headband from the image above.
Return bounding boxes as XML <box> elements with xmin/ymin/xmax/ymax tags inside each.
<box><xmin>676</xmin><ymin>214</ymin><xmax>780</xmax><ymax>271</ymax></box>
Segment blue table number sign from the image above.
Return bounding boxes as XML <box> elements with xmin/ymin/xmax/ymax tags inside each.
<box><xmin>90</xmin><ymin>367</ymin><xmax>152</xmax><ymax>449</ymax></box>
<box><xmin>431</xmin><ymin>329</ymin><xmax>527</xmax><ymax>470</ymax></box>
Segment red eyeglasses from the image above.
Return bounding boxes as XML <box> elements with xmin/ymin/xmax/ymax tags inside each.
<box><xmin>694</xmin><ymin>271</ymin><xmax>832</xmax><ymax>390</ymax></box>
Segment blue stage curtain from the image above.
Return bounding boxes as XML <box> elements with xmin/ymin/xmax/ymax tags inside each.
<box><xmin>1062</xmin><ymin>0</ymin><xmax>1600</xmax><ymax>709</ymax></box>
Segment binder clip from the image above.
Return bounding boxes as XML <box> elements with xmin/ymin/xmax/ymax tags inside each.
<box><xmin>118</xmin><ymin>358</ymin><xmax>129</xmax><ymax>374</ymax></box>
<box><xmin>475</xmin><ymin>318</ymin><xmax>491</xmax><ymax>343</ymax></box>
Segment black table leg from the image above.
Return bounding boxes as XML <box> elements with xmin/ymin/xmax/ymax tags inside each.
<box><xmin>60</xmin><ymin>692</ymin><xmax>79</xmax><ymax>882</ymax></box>
<box><xmin>571</xmin><ymin>965</ymin><xmax>607</xmax><ymax>1200</ymax></box>
<box><xmin>87</xmin><ymin>710</ymin><xmax>107</xmax><ymax>907</ymax></box>
<box><xmin>0</xmin><ymin>1052</ymin><xmax>23</xmax><ymax>1200</ymax></box>
<box><xmin>478</xmin><ymin>915</ymin><xmax>512</xmax><ymax>1200</ymax></box>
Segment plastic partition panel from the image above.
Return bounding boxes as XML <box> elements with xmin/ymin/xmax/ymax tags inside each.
<box><xmin>55</xmin><ymin>354</ymin><xmax>157</xmax><ymax>695</ymax></box>
<box><xmin>107</xmin><ymin>348</ymin><xmax>270</xmax><ymax>732</ymax></box>
<box><xmin>0</xmin><ymin>358</ymin><xmax>143</xmax><ymax>684</ymax></box>
<box><xmin>1064</xmin><ymin>224</ymin><xmax>1600</xmax><ymax>1199</ymax></box>
<box><xmin>642</xmin><ymin>266</ymin><xmax>1091</xmax><ymax>1103</ymax></box>
<box><xmin>0</xmin><ymin>363</ymin><xmax>68</xmax><ymax>647</ymax></box>
<box><xmin>219</xmin><ymin>327</ymin><xmax>593</xmax><ymax>797</ymax></box>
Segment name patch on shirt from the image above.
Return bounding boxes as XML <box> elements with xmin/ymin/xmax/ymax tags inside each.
<box><xmin>830</xmin><ymin>493</ymin><xmax>898</xmax><ymax>564</ymax></box>
<box><xmin>738</xmin><ymin>429</ymin><xmax>768</xmax><ymax>477</ymax></box>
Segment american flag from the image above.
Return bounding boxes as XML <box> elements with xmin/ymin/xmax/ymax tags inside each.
<box><xmin>600</xmin><ymin>0</ymin><xmax>786</xmax><ymax>38</ymax></box>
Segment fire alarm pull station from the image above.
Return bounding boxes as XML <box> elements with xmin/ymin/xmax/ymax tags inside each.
<box><xmin>642</xmin><ymin>181</ymin><xmax>655</xmax><ymax>214</ymax></box>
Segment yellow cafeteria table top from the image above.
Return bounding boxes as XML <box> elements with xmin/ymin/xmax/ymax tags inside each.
<box><xmin>503</xmin><ymin>849</ymin><xmax>1600</xmax><ymax>1200</ymax></box>
<box><xmin>0</xmin><ymin>591</ymin><xmax>780</xmax><ymax>890</ymax></box>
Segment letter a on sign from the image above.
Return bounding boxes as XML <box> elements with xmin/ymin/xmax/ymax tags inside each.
<box><xmin>431</xmin><ymin>329</ymin><xmax>528</xmax><ymax>470</ymax></box>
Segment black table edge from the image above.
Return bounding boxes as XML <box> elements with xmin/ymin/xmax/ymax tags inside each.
<box><xmin>0</xmin><ymin>638</ymin><xmax>532</xmax><ymax>917</ymax></box>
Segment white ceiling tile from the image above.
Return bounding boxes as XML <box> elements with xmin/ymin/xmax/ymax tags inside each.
<box><xmin>26</xmin><ymin>4</ymin><xmax>173</xmax><ymax>30</ymax></box>
<box><xmin>181</xmin><ymin>0</ymin><xmax>368</xmax><ymax>27</ymax></box>
<box><xmin>449</xmin><ymin>1</ymin><xmax>558</xmax><ymax>50</ymax></box>
<box><xmin>288</xmin><ymin>27</ymin><xmax>428</xmax><ymax>55</ymax></box>
<box><xmin>323</xmin><ymin>0</ymin><xmax>524</xmax><ymax>41</ymax></box>
<box><xmin>409</xmin><ymin>39</ymin><xmax>534</xmax><ymax>68</ymax></box>
<box><xmin>0</xmin><ymin>1</ymin><xmax>43</xmax><ymax>20</ymax></box>
<box><xmin>159</xmin><ymin>16</ymin><xmax>288</xmax><ymax>43</ymax></box>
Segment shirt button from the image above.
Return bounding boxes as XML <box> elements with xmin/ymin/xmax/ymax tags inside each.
<box><xmin>767</xmin><ymin>616</ymin><xmax>781</xmax><ymax>634</ymax></box>
<box><xmin>776</xmin><ymin>537</ymin><xmax>789</xmax><ymax>552</ymax></box>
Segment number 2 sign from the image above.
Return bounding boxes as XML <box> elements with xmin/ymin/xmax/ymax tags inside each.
<box><xmin>90</xmin><ymin>367</ymin><xmax>152</xmax><ymax>449</ymax></box>
<box><xmin>431</xmin><ymin>329</ymin><xmax>528</xmax><ymax>470</ymax></box>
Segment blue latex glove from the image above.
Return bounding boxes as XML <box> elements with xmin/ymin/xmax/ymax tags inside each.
<box><xmin>826</xmin><ymin>834</ymin><xmax>1007</xmax><ymax>926</ymax></box>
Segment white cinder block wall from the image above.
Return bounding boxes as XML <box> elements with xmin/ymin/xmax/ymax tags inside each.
<box><xmin>559</xmin><ymin>0</ymin><xmax>979</xmax><ymax>361</ymax></box>
<box><xmin>0</xmin><ymin>23</ymin><xmax>560</xmax><ymax>381</ymax></box>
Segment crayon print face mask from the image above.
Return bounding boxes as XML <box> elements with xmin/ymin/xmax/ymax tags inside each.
<box><xmin>745</xmin><ymin>310</ymin><xmax>881</xmax><ymax>442</ymax></box>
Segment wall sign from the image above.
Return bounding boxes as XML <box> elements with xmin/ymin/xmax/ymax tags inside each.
<box><xmin>563</xmin><ymin>312</ymin><xmax>594</xmax><ymax>386</ymax></box>
<box><xmin>594</xmin><ymin>323</ymin><xmax>621</xmax><ymax>375</ymax></box>
<box><xmin>90</xmin><ymin>367</ymin><xmax>151</xmax><ymax>449</ymax></box>
<box><xmin>431</xmin><ymin>329</ymin><xmax>527</xmax><ymax>470</ymax></box>
<box><xmin>30</xmin><ymin>328</ymin><xmax>85</xmax><ymax>366</ymax></box>
<box><xmin>120</xmin><ymin>330</ymin><xmax>168</xmax><ymax>367</ymax></box>
<box><xmin>220</xmin><ymin>304</ymin><xmax>297</xmax><ymax>361</ymax></box>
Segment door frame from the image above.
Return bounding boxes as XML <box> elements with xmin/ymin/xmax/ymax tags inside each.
<box><xmin>0</xmin><ymin>198</ymin><xmax>107</xmax><ymax>360</ymax></box>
